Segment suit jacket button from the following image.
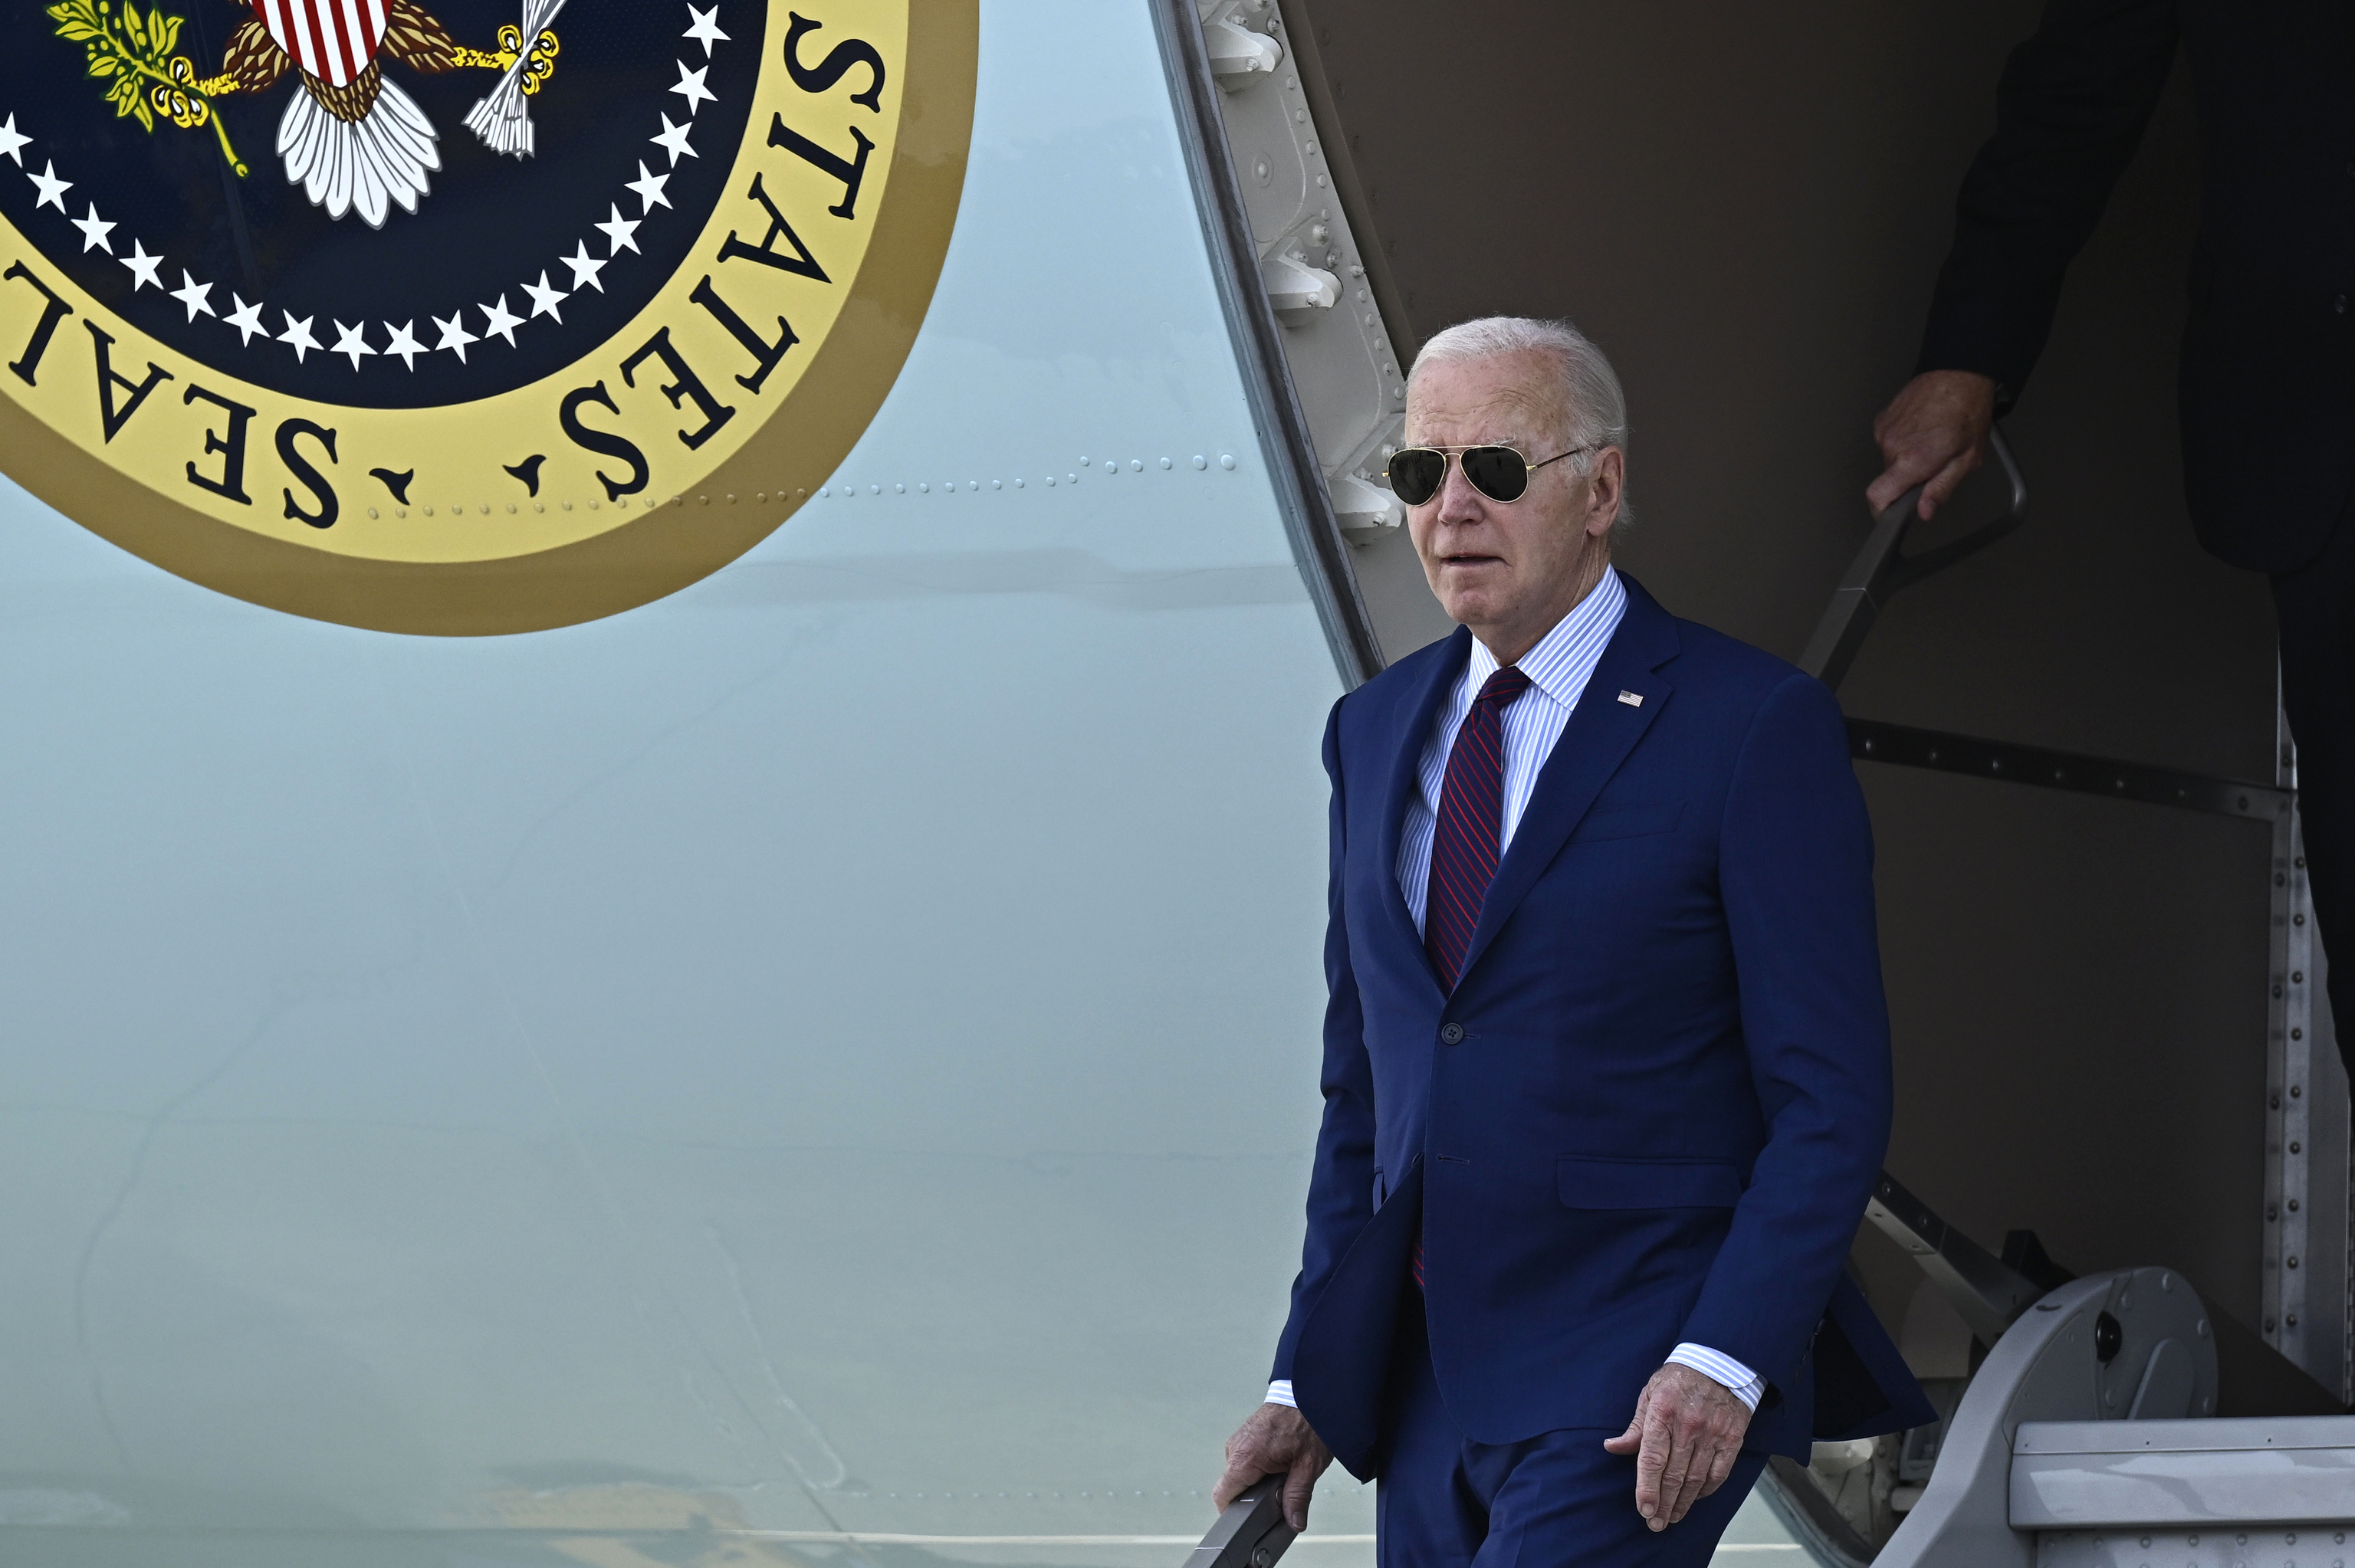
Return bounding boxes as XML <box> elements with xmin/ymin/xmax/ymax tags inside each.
<box><xmin>1439</xmin><ymin>1022</ymin><xmax>1465</xmax><ymax>1045</ymax></box>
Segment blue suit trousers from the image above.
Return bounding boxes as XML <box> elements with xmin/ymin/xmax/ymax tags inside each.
<box><xmin>1378</xmin><ymin>1293</ymin><xmax>1766</xmax><ymax>1568</ymax></box>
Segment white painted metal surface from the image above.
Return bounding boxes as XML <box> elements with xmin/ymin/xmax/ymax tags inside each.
<box><xmin>1876</xmin><ymin>1270</ymin><xmax>2218</xmax><ymax>1568</ymax></box>
<box><xmin>2036</xmin><ymin>1525</ymin><xmax>2355</xmax><ymax>1568</ymax></box>
<box><xmin>1191</xmin><ymin>0</ymin><xmax>1453</xmax><ymax>661</ymax></box>
<box><xmin>2013</xmin><ymin>1417</ymin><xmax>2355</xmax><ymax>1529</ymax></box>
<box><xmin>0</xmin><ymin>2</ymin><xmax>1376</xmax><ymax>1563</ymax></box>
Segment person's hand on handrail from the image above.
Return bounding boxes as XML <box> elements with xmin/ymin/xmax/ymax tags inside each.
<box><xmin>1214</xmin><ymin>1401</ymin><xmax>1333</xmax><ymax>1534</ymax></box>
<box><xmin>1867</xmin><ymin>369</ymin><xmax>1996</xmax><ymax>521</ymax></box>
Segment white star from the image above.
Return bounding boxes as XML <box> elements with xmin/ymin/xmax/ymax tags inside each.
<box><xmin>560</xmin><ymin>239</ymin><xmax>608</xmax><ymax>294</ymax></box>
<box><xmin>0</xmin><ymin>114</ymin><xmax>30</xmax><ymax>166</ymax></box>
<box><xmin>478</xmin><ymin>292</ymin><xmax>523</xmax><ymax>346</ymax></box>
<box><xmin>225</xmin><ymin>293</ymin><xmax>268</xmax><ymax>345</ymax></box>
<box><xmin>432</xmin><ymin>310</ymin><xmax>478</xmax><ymax>362</ymax></box>
<box><xmin>71</xmin><ymin>202</ymin><xmax>114</xmax><ymax>254</ymax></box>
<box><xmin>277</xmin><ymin>310</ymin><xmax>320</xmax><ymax>362</ymax></box>
<box><xmin>649</xmin><ymin>113</ymin><xmax>697</xmax><ymax>167</ymax></box>
<box><xmin>119</xmin><ymin>238</ymin><xmax>163</xmax><ymax>291</ymax></box>
<box><xmin>170</xmin><ymin>270</ymin><xmax>215</xmax><ymax>321</ymax></box>
<box><xmin>626</xmin><ymin>159</ymin><xmax>672</xmax><ymax>215</ymax></box>
<box><xmin>682</xmin><ymin>3</ymin><xmax>728</xmax><ymax>57</ymax></box>
<box><xmin>595</xmin><ymin>203</ymin><xmax>642</xmax><ymax>256</ymax></box>
<box><xmin>330</xmin><ymin>319</ymin><xmax>375</xmax><ymax>370</ymax></box>
<box><xmin>521</xmin><ymin>269</ymin><xmax>567</xmax><ymax>323</ymax></box>
<box><xmin>26</xmin><ymin>159</ymin><xmax>69</xmax><ymax>211</ymax></box>
<box><xmin>669</xmin><ymin>59</ymin><xmax>715</xmax><ymax>113</ymax></box>
<box><xmin>382</xmin><ymin>319</ymin><xmax>425</xmax><ymax>369</ymax></box>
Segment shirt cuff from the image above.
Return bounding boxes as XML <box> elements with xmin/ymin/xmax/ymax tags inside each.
<box><xmin>1666</xmin><ymin>1343</ymin><xmax>1765</xmax><ymax>1412</ymax></box>
<box><xmin>1265</xmin><ymin>1379</ymin><xmax>1297</xmax><ymax>1409</ymax></box>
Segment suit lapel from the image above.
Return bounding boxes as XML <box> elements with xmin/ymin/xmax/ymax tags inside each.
<box><xmin>1454</xmin><ymin>580</ymin><xmax>1682</xmax><ymax>986</ymax></box>
<box><xmin>1375</xmin><ymin>627</ymin><xmax>1470</xmax><ymax>979</ymax></box>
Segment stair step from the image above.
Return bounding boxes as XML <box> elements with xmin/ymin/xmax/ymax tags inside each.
<box><xmin>2015</xmin><ymin>1418</ymin><xmax>2355</xmax><ymax>1530</ymax></box>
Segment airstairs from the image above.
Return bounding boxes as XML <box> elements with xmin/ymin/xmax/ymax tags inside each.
<box><xmin>1772</xmin><ymin>1175</ymin><xmax>2354</xmax><ymax>1568</ymax></box>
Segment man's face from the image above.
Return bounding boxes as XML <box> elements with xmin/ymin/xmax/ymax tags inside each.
<box><xmin>1402</xmin><ymin>352</ymin><xmax>1622</xmax><ymax>659</ymax></box>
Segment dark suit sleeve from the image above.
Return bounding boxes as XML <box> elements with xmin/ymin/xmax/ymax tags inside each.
<box><xmin>1271</xmin><ymin>697</ymin><xmax>1379</xmax><ymax>1384</ymax></box>
<box><xmin>1678</xmin><ymin>673</ymin><xmax>1890</xmax><ymax>1391</ymax></box>
<box><xmin>1916</xmin><ymin>0</ymin><xmax>2180</xmax><ymax>408</ymax></box>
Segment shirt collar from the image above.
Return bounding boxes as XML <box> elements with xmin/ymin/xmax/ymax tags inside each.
<box><xmin>1463</xmin><ymin>566</ymin><xmax>1627</xmax><ymax>706</ymax></box>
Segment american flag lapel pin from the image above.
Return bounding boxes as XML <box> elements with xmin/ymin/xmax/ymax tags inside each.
<box><xmin>1617</xmin><ymin>690</ymin><xmax>1644</xmax><ymax>707</ymax></box>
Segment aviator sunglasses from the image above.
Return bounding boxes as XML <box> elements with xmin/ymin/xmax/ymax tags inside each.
<box><xmin>1385</xmin><ymin>443</ymin><xmax>1596</xmax><ymax>507</ymax></box>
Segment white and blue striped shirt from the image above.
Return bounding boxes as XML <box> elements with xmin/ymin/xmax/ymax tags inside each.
<box><xmin>1394</xmin><ymin>565</ymin><xmax>1628</xmax><ymax>930</ymax></box>
<box><xmin>1268</xmin><ymin>568</ymin><xmax>1765</xmax><ymax>1415</ymax></box>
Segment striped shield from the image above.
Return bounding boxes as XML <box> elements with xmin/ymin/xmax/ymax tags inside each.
<box><xmin>251</xmin><ymin>0</ymin><xmax>388</xmax><ymax>88</ymax></box>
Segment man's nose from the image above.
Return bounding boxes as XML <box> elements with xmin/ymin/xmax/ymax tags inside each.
<box><xmin>1434</xmin><ymin>458</ymin><xmax>1490</xmax><ymax>528</ymax></box>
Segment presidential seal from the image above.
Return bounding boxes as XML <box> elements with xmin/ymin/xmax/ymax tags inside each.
<box><xmin>0</xmin><ymin>0</ymin><xmax>974</xmax><ymax>631</ymax></box>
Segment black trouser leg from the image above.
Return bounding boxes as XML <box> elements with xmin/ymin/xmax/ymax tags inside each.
<box><xmin>2272</xmin><ymin>522</ymin><xmax>2355</xmax><ymax>1084</ymax></box>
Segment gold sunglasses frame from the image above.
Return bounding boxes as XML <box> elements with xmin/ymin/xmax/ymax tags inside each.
<box><xmin>1384</xmin><ymin>442</ymin><xmax>1598</xmax><ymax>506</ymax></box>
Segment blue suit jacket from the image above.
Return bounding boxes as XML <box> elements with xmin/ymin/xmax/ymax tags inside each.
<box><xmin>1275</xmin><ymin>578</ymin><xmax>1931</xmax><ymax>1474</ymax></box>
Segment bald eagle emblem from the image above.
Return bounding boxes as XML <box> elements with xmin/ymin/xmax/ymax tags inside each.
<box><xmin>45</xmin><ymin>0</ymin><xmax>567</xmax><ymax>228</ymax></box>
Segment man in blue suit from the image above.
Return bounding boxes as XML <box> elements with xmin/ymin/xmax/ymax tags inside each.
<box><xmin>1213</xmin><ymin>317</ymin><xmax>1930</xmax><ymax>1565</ymax></box>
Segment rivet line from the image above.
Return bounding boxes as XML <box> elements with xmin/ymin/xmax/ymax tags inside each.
<box><xmin>372</xmin><ymin>489</ymin><xmax>810</xmax><ymax>520</ymax></box>
<box><xmin>812</xmin><ymin>454</ymin><xmax>1239</xmax><ymax>500</ymax></box>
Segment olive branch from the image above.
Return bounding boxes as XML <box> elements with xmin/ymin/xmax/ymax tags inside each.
<box><xmin>47</xmin><ymin>0</ymin><xmax>247</xmax><ymax>175</ymax></box>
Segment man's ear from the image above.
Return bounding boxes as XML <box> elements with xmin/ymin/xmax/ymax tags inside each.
<box><xmin>1585</xmin><ymin>447</ymin><xmax>1626</xmax><ymax>536</ymax></box>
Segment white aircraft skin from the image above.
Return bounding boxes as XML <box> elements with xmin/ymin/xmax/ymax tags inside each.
<box><xmin>0</xmin><ymin>2</ymin><xmax>1360</xmax><ymax>1562</ymax></box>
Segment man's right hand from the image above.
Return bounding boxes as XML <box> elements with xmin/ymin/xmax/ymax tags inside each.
<box><xmin>1213</xmin><ymin>1401</ymin><xmax>1333</xmax><ymax>1534</ymax></box>
<box><xmin>1867</xmin><ymin>369</ymin><xmax>1996</xmax><ymax>520</ymax></box>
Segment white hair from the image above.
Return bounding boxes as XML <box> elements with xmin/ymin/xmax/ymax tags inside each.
<box><xmin>1407</xmin><ymin>315</ymin><xmax>1633</xmax><ymax>528</ymax></box>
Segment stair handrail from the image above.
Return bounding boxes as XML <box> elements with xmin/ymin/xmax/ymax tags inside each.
<box><xmin>1800</xmin><ymin>427</ymin><xmax>2029</xmax><ymax>692</ymax></box>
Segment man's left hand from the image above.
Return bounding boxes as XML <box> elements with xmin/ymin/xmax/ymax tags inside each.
<box><xmin>1601</xmin><ymin>1363</ymin><xmax>1752</xmax><ymax>1531</ymax></box>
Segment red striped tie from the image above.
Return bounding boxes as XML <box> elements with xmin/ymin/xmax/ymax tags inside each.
<box><xmin>1424</xmin><ymin>665</ymin><xmax>1533</xmax><ymax>992</ymax></box>
<box><xmin>1414</xmin><ymin>664</ymin><xmax>1531</xmax><ymax>1288</ymax></box>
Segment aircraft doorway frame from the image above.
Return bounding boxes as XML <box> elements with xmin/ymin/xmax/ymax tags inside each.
<box><xmin>2266</xmin><ymin>713</ymin><xmax>2352</xmax><ymax>1399</ymax></box>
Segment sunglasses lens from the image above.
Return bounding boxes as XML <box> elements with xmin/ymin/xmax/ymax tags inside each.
<box><xmin>1388</xmin><ymin>448</ymin><xmax>1447</xmax><ymax>506</ymax></box>
<box><xmin>1461</xmin><ymin>446</ymin><xmax>1530</xmax><ymax>503</ymax></box>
